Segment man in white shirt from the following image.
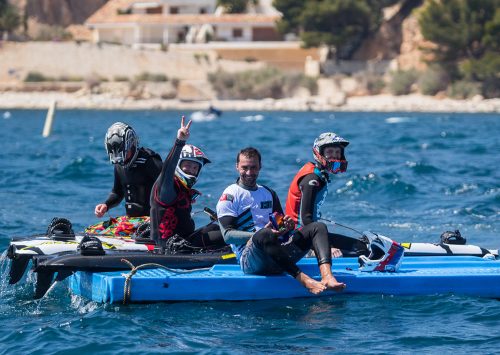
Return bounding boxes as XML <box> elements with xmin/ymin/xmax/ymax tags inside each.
<box><xmin>216</xmin><ymin>147</ymin><xmax>346</xmax><ymax>294</ymax></box>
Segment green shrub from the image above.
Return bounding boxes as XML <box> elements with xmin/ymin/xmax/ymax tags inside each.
<box><xmin>418</xmin><ymin>66</ymin><xmax>449</xmax><ymax>95</ymax></box>
<box><xmin>24</xmin><ymin>71</ymin><xmax>52</xmax><ymax>82</ymax></box>
<box><xmin>58</xmin><ymin>75</ymin><xmax>84</xmax><ymax>82</ymax></box>
<box><xmin>113</xmin><ymin>75</ymin><xmax>130</xmax><ymax>82</ymax></box>
<box><xmin>389</xmin><ymin>69</ymin><xmax>418</xmax><ymax>95</ymax></box>
<box><xmin>459</xmin><ymin>51</ymin><xmax>500</xmax><ymax>98</ymax></box>
<box><xmin>244</xmin><ymin>56</ymin><xmax>257</xmax><ymax>63</ymax></box>
<box><xmin>366</xmin><ymin>76</ymin><xmax>385</xmax><ymax>95</ymax></box>
<box><xmin>33</xmin><ymin>25</ymin><xmax>72</xmax><ymax>41</ymax></box>
<box><xmin>170</xmin><ymin>78</ymin><xmax>180</xmax><ymax>88</ymax></box>
<box><xmin>208</xmin><ymin>67</ymin><xmax>317</xmax><ymax>99</ymax></box>
<box><xmin>447</xmin><ymin>80</ymin><xmax>482</xmax><ymax>99</ymax></box>
<box><xmin>135</xmin><ymin>72</ymin><xmax>168</xmax><ymax>82</ymax></box>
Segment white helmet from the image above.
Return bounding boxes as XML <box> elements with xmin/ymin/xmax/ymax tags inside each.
<box><xmin>105</xmin><ymin>122</ymin><xmax>139</xmax><ymax>169</ymax></box>
<box><xmin>313</xmin><ymin>132</ymin><xmax>349</xmax><ymax>174</ymax></box>
<box><xmin>175</xmin><ymin>144</ymin><xmax>211</xmax><ymax>188</ymax></box>
<box><xmin>358</xmin><ymin>232</ymin><xmax>404</xmax><ymax>272</ymax></box>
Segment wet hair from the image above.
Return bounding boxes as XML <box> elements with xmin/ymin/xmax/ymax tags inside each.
<box><xmin>237</xmin><ymin>147</ymin><xmax>261</xmax><ymax>166</ymax></box>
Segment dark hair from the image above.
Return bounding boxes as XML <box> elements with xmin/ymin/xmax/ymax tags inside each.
<box><xmin>237</xmin><ymin>147</ymin><xmax>261</xmax><ymax>165</ymax></box>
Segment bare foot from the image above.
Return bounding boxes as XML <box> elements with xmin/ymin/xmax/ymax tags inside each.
<box><xmin>321</xmin><ymin>276</ymin><xmax>346</xmax><ymax>292</ymax></box>
<box><xmin>319</xmin><ymin>263</ymin><xmax>346</xmax><ymax>292</ymax></box>
<box><xmin>295</xmin><ymin>272</ymin><xmax>326</xmax><ymax>295</ymax></box>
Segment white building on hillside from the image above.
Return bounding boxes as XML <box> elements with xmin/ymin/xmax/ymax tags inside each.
<box><xmin>86</xmin><ymin>0</ymin><xmax>282</xmax><ymax>46</ymax></box>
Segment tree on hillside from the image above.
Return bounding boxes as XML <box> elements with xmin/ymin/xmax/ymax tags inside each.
<box><xmin>217</xmin><ymin>0</ymin><xmax>257</xmax><ymax>13</ymax></box>
<box><xmin>273</xmin><ymin>0</ymin><xmax>304</xmax><ymax>35</ymax></box>
<box><xmin>273</xmin><ymin>0</ymin><xmax>399</xmax><ymax>60</ymax></box>
<box><xmin>419</xmin><ymin>0</ymin><xmax>500</xmax><ymax>97</ymax></box>
<box><xmin>419</xmin><ymin>0</ymin><xmax>498</xmax><ymax>61</ymax></box>
<box><xmin>0</xmin><ymin>0</ymin><xmax>20</xmax><ymax>39</ymax></box>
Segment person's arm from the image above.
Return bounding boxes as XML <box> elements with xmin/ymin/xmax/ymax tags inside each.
<box><xmin>216</xmin><ymin>190</ymin><xmax>254</xmax><ymax>245</ymax></box>
<box><xmin>156</xmin><ymin>139</ymin><xmax>184</xmax><ymax>204</ymax></box>
<box><xmin>297</xmin><ymin>174</ymin><xmax>323</xmax><ymax>225</ymax></box>
<box><xmin>145</xmin><ymin>151</ymin><xmax>163</xmax><ymax>181</ymax></box>
<box><xmin>157</xmin><ymin>116</ymin><xmax>192</xmax><ymax>204</ymax></box>
<box><xmin>218</xmin><ymin>215</ymin><xmax>254</xmax><ymax>244</ymax></box>
<box><xmin>104</xmin><ymin>166</ymin><xmax>124</xmax><ymax>209</ymax></box>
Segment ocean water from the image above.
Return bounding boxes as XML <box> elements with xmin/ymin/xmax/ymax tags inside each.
<box><xmin>0</xmin><ymin>110</ymin><xmax>499</xmax><ymax>354</ymax></box>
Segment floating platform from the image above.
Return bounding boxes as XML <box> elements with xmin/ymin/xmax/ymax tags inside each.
<box><xmin>69</xmin><ymin>256</ymin><xmax>500</xmax><ymax>303</ymax></box>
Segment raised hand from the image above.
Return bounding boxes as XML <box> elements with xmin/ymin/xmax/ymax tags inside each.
<box><xmin>177</xmin><ymin>115</ymin><xmax>192</xmax><ymax>141</ymax></box>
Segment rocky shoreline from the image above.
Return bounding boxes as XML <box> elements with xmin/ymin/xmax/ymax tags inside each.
<box><xmin>0</xmin><ymin>91</ymin><xmax>499</xmax><ymax>113</ymax></box>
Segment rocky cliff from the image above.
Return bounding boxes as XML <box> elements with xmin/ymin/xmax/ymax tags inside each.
<box><xmin>10</xmin><ymin>0</ymin><xmax>108</xmax><ymax>26</ymax></box>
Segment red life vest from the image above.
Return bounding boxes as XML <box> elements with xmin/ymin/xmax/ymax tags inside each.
<box><xmin>154</xmin><ymin>177</ymin><xmax>199</xmax><ymax>240</ymax></box>
<box><xmin>285</xmin><ymin>162</ymin><xmax>317</xmax><ymax>224</ymax></box>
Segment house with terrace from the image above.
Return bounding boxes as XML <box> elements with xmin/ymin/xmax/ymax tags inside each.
<box><xmin>85</xmin><ymin>0</ymin><xmax>282</xmax><ymax>46</ymax></box>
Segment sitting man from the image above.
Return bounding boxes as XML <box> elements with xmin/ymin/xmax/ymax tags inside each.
<box><xmin>286</xmin><ymin>132</ymin><xmax>368</xmax><ymax>257</ymax></box>
<box><xmin>150</xmin><ymin>116</ymin><xmax>226</xmax><ymax>252</ymax></box>
<box><xmin>217</xmin><ymin>147</ymin><xmax>345</xmax><ymax>294</ymax></box>
<box><xmin>95</xmin><ymin>122</ymin><xmax>162</xmax><ymax>218</ymax></box>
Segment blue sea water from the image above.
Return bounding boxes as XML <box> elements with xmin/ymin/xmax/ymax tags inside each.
<box><xmin>0</xmin><ymin>110</ymin><xmax>499</xmax><ymax>354</ymax></box>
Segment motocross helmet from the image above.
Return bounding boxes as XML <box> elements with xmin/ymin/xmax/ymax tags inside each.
<box><xmin>313</xmin><ymin>132</ymin><xmax>349</xmax><ymax>174</ymax></box>
<box><xmin>105</xmin><ymin>122</ymin><xmax>139</xmax><ymax>169</ymax></box>
<box><xmin>175</xmin><ymin>144</ymin><xmax>211</xmax><ymax>188</ymax></box>
<box><xmin>358</xmin><ymin>232</ymin><xmax>404</xmax><ymax>272</ymax></box>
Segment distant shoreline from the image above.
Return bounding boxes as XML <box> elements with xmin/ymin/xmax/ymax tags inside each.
<box><xmin>0</xmin><ymin>91</ymin><xmax>499</xmax><ymax>113</ymax></box>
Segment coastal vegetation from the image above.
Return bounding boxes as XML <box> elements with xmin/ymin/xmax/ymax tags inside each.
<box><xmin>274</xmin><ymin>0</ymin><xmax>402</xmax><ymax>59</ymax></box>
<box><xmin>0</xmin><ymin>0</ymin><xmax>498</xmax><ymax>106</ymax></box>
<box><xmin>208</xmin><ymin>67</ymin><xmax>317</xmax><ymax>99</ymax></box>
<box><xmin>418</xmin><ymin>0</ymin><xmax>500</xmax><ymax>98</ymax></box>
<box><xmin>217</xmin><ymin>0</ymin><xmax>258</xmax><ymax>13</ymax></box>
<box><xmin>272</xmin><ymin>0</ymin><xmax>499</xmax><ymax>98</ymax></box>
<box><xmin>0</xmin><ymin>0</ymin><xmax>20</xmax><ymax>39</ymax></box>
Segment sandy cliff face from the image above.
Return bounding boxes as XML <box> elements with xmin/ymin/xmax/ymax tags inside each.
<box><xmin>10</xmin><ymin>0</ymin><xmax>108</xmax><ymax>26</ymax></box>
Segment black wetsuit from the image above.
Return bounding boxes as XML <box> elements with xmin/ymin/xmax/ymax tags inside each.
<box><xmin>297</xmin><ymin>172</ymin><xmax>368</xmax><ymax>256</ymax></box>
<box><xmin>104</xmin><ymin>147</ymin><xmax>162</xmax><ymax>217</ymax></box>
<box><xmin>150</xmin><ymin>139</ymin><xmax>225</xmax><ymax>249</ymax></box>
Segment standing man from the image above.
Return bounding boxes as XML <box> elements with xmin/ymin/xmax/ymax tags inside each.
<box><xmin>217</xmin><ymin>147</ymin><xmax>345</xmax><ymax>295</ymax></box>
<box><xmin>150</xmin><ymin>116</ymin><xmax>226</xmax><ymax>251</ymax></box>
<box><xmin>95</xmin><ymin>122</ymin><xmax>162</xmax><ymax>218</ymax></box>
<box><xmin>286</xmin><ymin>132</ymin><xmax>368</xmax><ymax>256</ymax></box>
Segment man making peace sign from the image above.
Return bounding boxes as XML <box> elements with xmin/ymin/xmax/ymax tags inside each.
<box><xmin>150</xmin><ymin>116</ymin><xmax>225</xmax><ymax>252</ymax></box>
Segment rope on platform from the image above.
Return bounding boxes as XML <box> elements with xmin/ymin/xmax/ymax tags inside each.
<box><xmin>120</xmin><ymin>258</ymin><xmax>211</xmax><ymax>305</ymax></box>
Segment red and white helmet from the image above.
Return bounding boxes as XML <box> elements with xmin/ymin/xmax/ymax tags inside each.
<box><xmin>312</xmin><ymin>132</ymin><xmax>349</xmax><ymax>174</ymax></box>
<box><xmin>358</xmin><ymin>232</ymin><xmax>404</xmax><ymax>272</ymax></box>
<box><xmin>175</xmin><ymin>144</ymin><xmax>211</xmax><ymax>188</ymax></box>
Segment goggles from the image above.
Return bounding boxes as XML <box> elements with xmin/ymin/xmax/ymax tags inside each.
<box><xmin>327</xmin><ymin>159</ymin><xmax>348</xmax><ymax>174</ymax></box>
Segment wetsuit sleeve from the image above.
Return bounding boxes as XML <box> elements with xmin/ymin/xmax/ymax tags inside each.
<box><xmin>145</xmin><ymin>152</ymin><xmax>163</xmax><ymax>181</ymax></box>
<box><xmin>297</xmin><ymin>174</ymin><xmax>323</xmax><ymax>225</ymax></box>
<box><xmin>216</xmin><ymin>188</ymin><xmax>253</xmax><ymax>245</ymax></box>
<box><xmin>104</xmin><ymin>166</ymin><xmax>124</xmax><ymax>208</ymax></box>
<box><xmin>156</xmin><ymin>139</ymin><xmax>185</xmax><ymax>204</ymax></box>
<box><xmin>218</xmin><ymin>216</ymin><xmax>253</xmax><ymax>245</ymax></box>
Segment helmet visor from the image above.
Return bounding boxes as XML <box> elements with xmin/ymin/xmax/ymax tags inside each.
<box><xmin>107</xmin><ymin>142</ymin><xmax>125</xmax><ymax>165</ymax></box>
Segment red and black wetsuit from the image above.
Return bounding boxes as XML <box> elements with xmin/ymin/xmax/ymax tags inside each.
<box><xmin>104</xmin><ymin>147</ymin><xmax>162</xmax><ymax>217</ymax></box>
<box><xmin>150</xmin><ymin>139</ymin><xmax>224</xmax><ymax>249</ymax></box>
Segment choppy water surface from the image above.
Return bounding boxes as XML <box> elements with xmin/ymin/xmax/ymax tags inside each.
<box><xmin>0</xmin><ymin>110</ymin><xmax>499</xmax><ymax>353</ymax></box>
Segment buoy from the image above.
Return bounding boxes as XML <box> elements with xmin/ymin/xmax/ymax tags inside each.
<box><xmin>42</xmin><ymin>100</ymin><xmax>57</xmax><ymax>137</ymax></box>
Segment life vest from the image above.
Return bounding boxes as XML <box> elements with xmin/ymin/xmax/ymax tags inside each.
<box><xmin>155</xmin><ymin>177</ymin><xmax>199</xmax><ymax>240</ymax></box>
<box><xmin>285</xmin><ymin>162</ymin><xmax>322</xmax><ymax>224</ymax></box>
